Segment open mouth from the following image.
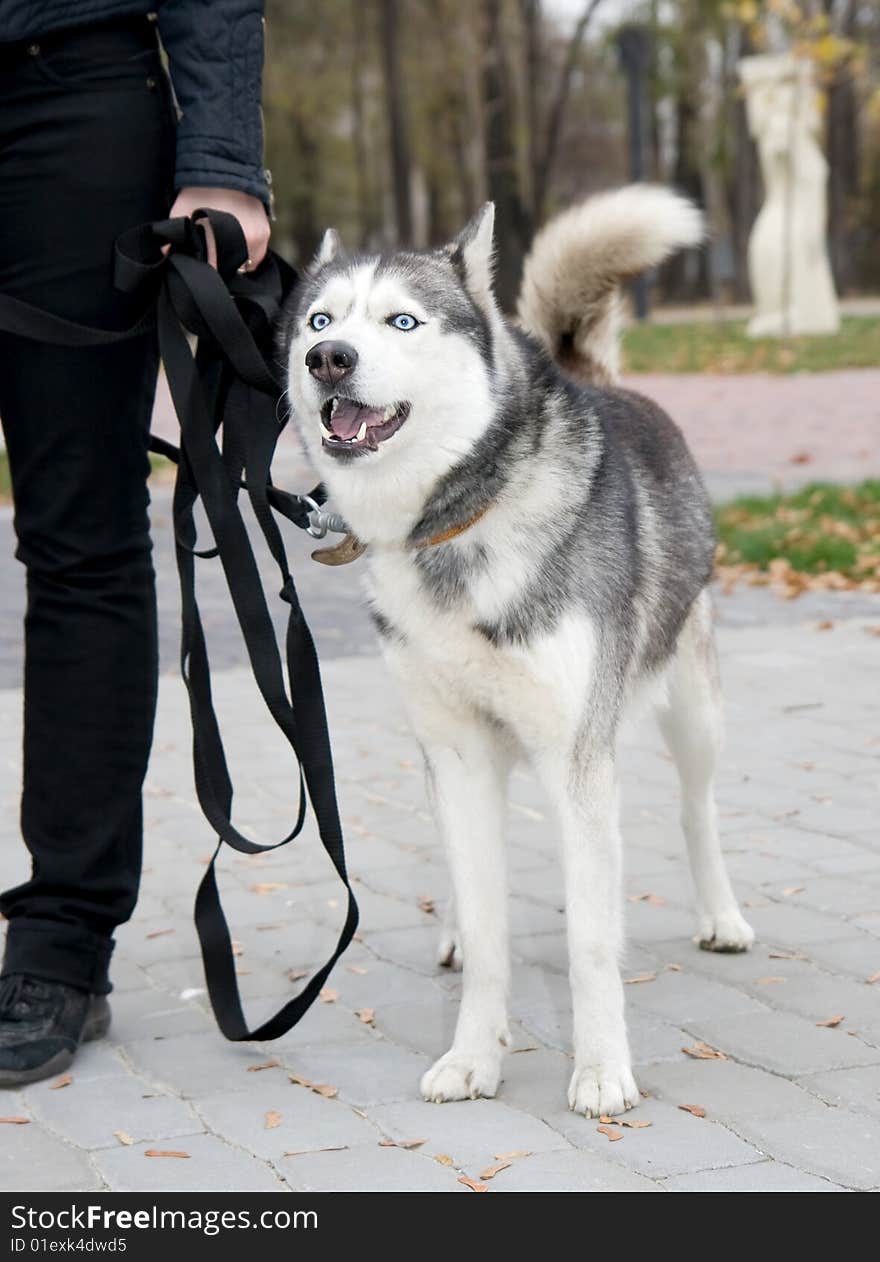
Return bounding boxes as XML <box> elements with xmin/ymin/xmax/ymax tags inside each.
<box><xmin>319</xmin><ymin>397</ymin><xmax>411</xmax><ymax>456</ymax></box>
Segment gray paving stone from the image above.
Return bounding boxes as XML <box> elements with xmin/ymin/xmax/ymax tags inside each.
<box><xmin>23</xmin><ymin>1071</ymin><xmax>200</xmax><ymax>1151</ymax></box>
<box><xmin>542</xmin><ymin>1099</ymin><xmax>763</xmax><ymax>1180</ymax></box>
<box><xmin>122</xmin><ymin>1031</ymin><xmax>291</xmax><ymax>1098</ymax></box>
<box><xmin>280</xmin><ymin>1143</ymin><xmax>464</xmax><ymax>1191</ymax></box>
<box><xmin>196</xmin><ymin>1080</ymin><xmax>376</xmax><ymax>1160</ymax></box>
<box><xmin>623</xmin><ymin>968</ymin><xmax>764</xmax><ymax>1024</ymax></box>
<box><xmin>687</xmin><ymin>1009</ymin><xmax>880</xmax><ymax>1076</ymax></box>
<box><xmin>663</xmin><ymin>1160</ymin><xmax>844</xmax><ymax>1191</ymax></box>
<box><xmin>93</xmin><ymin>1132</ymin><xmax>284</xmax><ymax>1192</ymax></box>
<box><xmin>490</xmin><ymin>1149</ymin><xmax>659</xmax><ymax>1191</ymax></box>
<box><xmin>731</xmin><ymin>1108</ymin><xmax>880</xmax><ymax>1190</ymax></box>
<box><xmin>370</xmin><ymin>1097</ymin><xmax>568</xmax><ymax>1170</ymax></box>
<box><xmin>797</xmin><ymin>1065</ymin><xmax>880</xmax><ymax>1118</ymax></box>
<box><xmin>637</xmin><ymin>1058</ymin><xmax>829</xmax><ymax>1121</ymax></box>
<box><xmin>0</xmin><ymin>1120</ymin><xmax>104</xmax><ymax>1192</ymax></box>
<box><xmin>281</xmin><ymin>1040</ymin><xmax>432</xmax><ymax>1109</ymax></box>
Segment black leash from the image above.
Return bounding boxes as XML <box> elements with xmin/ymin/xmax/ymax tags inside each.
<box><xmin>0</xmin><ymin>211</ymin><xmax>359</xmax><ymax>1040</ymax></box>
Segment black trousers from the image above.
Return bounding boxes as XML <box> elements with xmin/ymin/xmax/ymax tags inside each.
<box><xmin>0</xmin><ymin>20</ymin><xmax>175</xmax><ymax>993</ymax></box>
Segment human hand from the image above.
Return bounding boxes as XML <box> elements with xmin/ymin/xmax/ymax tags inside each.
<box><xmin>168</xmin><ymin>186</ymin><xmax>271</xmax><ymax>271</ymax></box>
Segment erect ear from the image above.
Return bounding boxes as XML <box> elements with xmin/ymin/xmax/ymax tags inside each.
<box><xmin>446</xmin><ymin>203</ymin><xmax>496</xmax><ymax>310</ymax></box>
<box><xmin>312</xmin><ymin>227</ymin><xmax>343</xmax><ymax>271</ymax></box>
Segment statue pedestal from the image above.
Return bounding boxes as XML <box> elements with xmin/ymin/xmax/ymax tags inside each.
<box><xmin>738</xmin><ymin>53</ymin><xmax>840</xmax><ymax>338</ymax></box>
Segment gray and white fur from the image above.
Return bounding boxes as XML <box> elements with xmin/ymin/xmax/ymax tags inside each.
<box><xmin>281</xmin><ymin>184</ymin><xmax>754</xmax><ymax>1118</ymax></box>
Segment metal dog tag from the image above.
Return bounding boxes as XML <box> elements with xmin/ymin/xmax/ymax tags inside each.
<box><xmin>311</xmin><ymin>532</ymin><xmax>367</xmax><ymax>566</ymax></box>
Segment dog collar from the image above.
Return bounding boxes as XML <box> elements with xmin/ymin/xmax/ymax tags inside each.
<box><xmin>311</xmin><ymin>504</ymin><xmax>490</xmax><ymax>566</ymax></box>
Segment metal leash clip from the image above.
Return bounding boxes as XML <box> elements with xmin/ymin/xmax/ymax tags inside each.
<box><xmin>301</xmin><ymin>495</ymin><xmax>367</xmax><ymax>566</ymax></box>
<box><xmin>302</xmin><ymin>494</ymin><xmax>348</xmax><ymax>540</ymax></box>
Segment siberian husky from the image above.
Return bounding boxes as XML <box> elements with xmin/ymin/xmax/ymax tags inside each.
<box><xmin>282</xmin><ymin>185</ymin><xmax>754</xmax><ymax>1118</ymax></box>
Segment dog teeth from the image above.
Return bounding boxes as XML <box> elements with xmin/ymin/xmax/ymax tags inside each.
<box><xmin>330</xmin><ymin>398</ymin><xmax>340</xmax><ymax>416</ymax></box>
<box><xmin>356</xmin><ymin>421</ymin><xmax>368</xmax><ymax>441</ymax></box>
<box><xmin>320</xmin><ymin>420</ymin><xmax>333</xmax><ymax>440</ymax></box>
<box><xmin>383</xmin><ymin>404</ymin><xmax>396</xmax><ymax>421</ymax></box>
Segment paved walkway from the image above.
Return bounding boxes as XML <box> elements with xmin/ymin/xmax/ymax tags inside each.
<box><xmin>0</xmin><ymin>368</ymin><xmax>879</xmax><ymax>1192</ymax></box>
<box><xmin>1</xmin><ymin>544</ymin><xmax>879</xmax><ymax>1190</ymax></box>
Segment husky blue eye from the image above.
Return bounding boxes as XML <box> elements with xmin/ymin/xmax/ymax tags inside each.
<box><xmin>388</xmin><ymin>313</ymin><xmax>419</xmax><ymax>331</ymax></box>
<box><xmin>309</xmin><ymin>312</ymin><xmax>331</xmax><ymax>331</ymax></box>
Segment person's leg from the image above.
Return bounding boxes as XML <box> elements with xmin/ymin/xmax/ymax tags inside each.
<box><xmin>0</xmin><ymin>21</ymin><xmax>175</xmax><ymax>997</ymax></box>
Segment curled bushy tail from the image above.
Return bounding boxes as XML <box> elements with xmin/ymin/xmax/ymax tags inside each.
<box><xmin>517</xmin><ymin>185</ymin><xmax>704</xmax><ymax>385</ymax></box>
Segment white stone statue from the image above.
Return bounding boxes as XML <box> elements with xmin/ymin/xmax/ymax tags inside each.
<box><xmin>738</xmin><ymin>53</ymin><xmax>840</xmax><ymax>337</ymax></box>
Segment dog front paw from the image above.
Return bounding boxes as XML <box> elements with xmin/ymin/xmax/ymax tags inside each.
<box><xmin>698</xmin><ymin>909</ymin><xmax>755</xmax><ymax>953</ymax></box>
<box><xmin>420</xmin><ymin>1047</ymin><xmax>503</xmax><ymax>1103</ymax></box>
<box><xmin>568</xmin><ymin>1062</ymin><xmax>639</xmax><ymax>1118</ymax></box>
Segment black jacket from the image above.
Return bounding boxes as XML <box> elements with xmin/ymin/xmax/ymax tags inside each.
<box><xmin>0</xmin><ymin>1</ymin><xmax>270</xmax><ymax>206</ymax></box>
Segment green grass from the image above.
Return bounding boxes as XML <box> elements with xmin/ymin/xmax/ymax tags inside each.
<box><xmin>715</xmin><ymin>481</ymin><xmax>880</xmax><ymax>582</ymax></box>
<box><xmin>623</xmin><ymin>315</ymin><xmax>880</xmax><ymax>374</ymax></box>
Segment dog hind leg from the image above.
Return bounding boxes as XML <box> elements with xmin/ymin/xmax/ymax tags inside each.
<box><xmin>657</xmin><ymin>592</ymin><xmax>754</xmax><ymax>952</ymax></box>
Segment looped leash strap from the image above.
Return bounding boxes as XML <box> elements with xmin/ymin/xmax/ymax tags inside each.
<box><xmin>0</xmin><ymin>211</ymin><xmax>358</xmax><ymax>1041</ymax></box>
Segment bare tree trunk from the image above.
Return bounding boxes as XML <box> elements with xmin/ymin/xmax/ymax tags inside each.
<box><xmin>824</xmin><ymin>0</ymin><xmax>859</xmax><ymax>293</ymax></box>
<box><xmin>352</xmin><ymin>0</ymin><xmax>376</xmax><ymax>248</ymax></box>
<box><xmin>533</xmin><ymin>0</ymin><xmax>604</xmax><ymax>222</ymax></box>
<box><xmin>483</xmin><ymin>0</ymin><xmax>532</xmax><ymax>311</ymax></box>
<box><xmin>729</xmin><ymin>23</ymin><xmax>759</xmax><ymax>302</ymax></box>
<box><xmin>379</xmin><ymin>0</ymin><xmax>413</xmax><ymax>244</ymax></box>
<box><xmin>519</xmin><ymin>0</ymin><xmax>542</xmax><ymax>215</ymax></box>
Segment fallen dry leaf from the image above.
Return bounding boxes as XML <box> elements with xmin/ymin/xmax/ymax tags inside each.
<box><xmin>289</xmin><ymin>1074</ymin><xmax>312</xmax><ymax>1088</ymax></box>
<box><xmin>597</xmin><ymin>1125</ymin><xmax>624</xmax><ymax>1142</ymax></box>
<box><xmin>435</xmin><ymin>1154</ymin><xmax>455</xmax><ymax>1167</ymax></box>
<box><xmin>231</xmin><ymin>941</ymin><xmax>244</xmax><ymax>957</ymax></box>
<box><xmin>816</xmin><ymin>1014</ymin><xmax>845</xmax><ymax>1028</ymax></box>
<box><xmin>678</xmin><ymin>1104</ymin><xmax>707</xmax><ymax>1118</ymax></box>
<box><xmin>145</xmin><ymin>928</ymin><xmax>175</xmax><ymax>940</ymax></box>
<box><xmin>495</xmin><ymin>1150</ymin><xmax>531</xmax><ymax>1161</ymax></box>
<box><xmin>781</xmin><ymin>886</ymin><xmax>805</xmax><ymax>896</ymax></box>
<box><xmin>621</xmin><ymin>1119</ymin><xmax>653</xmax><ymax>1128</ymax></box>
<box><xmin>354</xmin><ymin>1008</ymin><xmax>375</xmax><ymax>1026</ymax></box>
<box><xmin>769</xmin><ymin>951</ymin><xmax>808</xmax><ymax>960</ymax></box>
<box><xmin>458</xmin><ymin>1176</ymin><xmax>488</xmax><ymax>1192</ymax></box>
<box><xmin>790</xmin><ymin>451</ymin><xmax>813</xmax><ymax>465</ymax></box>
<box><xmin>666</xmin><ymin>963</ymin><xmax>683</xmax><ymax>972</ymax></box>
<box><xmin>816</xmin><ymin>620</ymin><xmax>834</xmax><ymax>631</ymax></box>
<box><xmin>319</xmin><ymin>988</ymin><xmax>338</xmax><ymax>1003</ymax></box>
<box><xmin>0</xmin><ymin>1117</ymin><xmax>30</xmax><ymax>1125</ymax></box>
<box><xmin>247</xmin><ymin>1059</ymin><xmax>280</xmax><ymax>1073</ymax></box>
<box><xmin>145</xmin><ymin>1150</ymin><xmax>190</xmax><ymax>1159</ymax></box>
<box><xmin>113</xmin><ymin>1131</ymin><xmax>135</xmax><ymax>1146</ymax></box>
<box><xmin>287</xmin><ymin>969</ymin><xmax>308</xmax><ymax>982</ymax></box>
<box><xmin>682</xmin><ymin>1040</ymin><xmax>727</xmax><ymax>1061</ymax></box>
<box><xmin>418</xmin><ymin>895</ymin><xmax>435</xmax><ymax>915</ymax></box>
<box><xmin>757</xmin><ymin>976</ymin><xmax>786</xmax><ymax>985</ymax></box>
<box><xmin>379</xmin><ymin>1137</ymin><xmax>427</xmax><ymax>1150</ymax></box>
<box><xmin>346</xmin><ymin>965</ymin><xmax>368</xmax><ymax>975</ymax></box>
<box><xmin>265</xmin><ymin>1111</ymin><xmax>282</xmax><ymax>1129</ymax></box>
<box><xmin>249</xmin><ymin>882</ymin><xmax>289</xmax><ymax>895</ymax></box>
<box><xmin>866</xmin><ymin>971</ymin><xmax>880</xmax><ymax>985</ymax></box>
<box><xmin>624</xmin><ymin>972</ymin><xmax>657</xmax><ymax>985</ymax></box>
<box><xmin>598</xmin><ymin>1115</ymin><xmax>616</xmax><ymax>1124</ymax></box>
<box><xmin>283</xmin><ymin>1146</ymin><xmax>347</xmax><ymax>1157</ymax></box>
<box><xmin>480</xmin><ymin>1161</ymin><xmax>512</xmax><ymax>1180</ymax></box>
<box><xmin>49</xmin><ymin>1074</ymin><xmax>72</xmax><ymax>1090</ymax></box>
<box><xmin>313</xmin><ymin>1084</ymin><xmax>338</xmax><ymax>1099</ymax></box>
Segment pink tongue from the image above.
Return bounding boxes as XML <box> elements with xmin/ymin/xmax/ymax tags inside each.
<box><xmin>329</xmin><ymin>399</ymin><xmax>386</xmax><ymax>440</ymax></box>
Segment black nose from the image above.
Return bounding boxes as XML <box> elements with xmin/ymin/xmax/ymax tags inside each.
<box><xmin>305</xmin><ymin>340</ymin><xmax>358</xmax><ymax>386</ymax></box>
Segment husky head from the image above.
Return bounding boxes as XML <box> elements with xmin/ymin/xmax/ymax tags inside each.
<box><xmin>283</xmin><ymin>205</ymin><xmax>505</xmax><ymax>538</ymax></box>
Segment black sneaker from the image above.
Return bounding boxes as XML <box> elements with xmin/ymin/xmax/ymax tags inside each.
<box><xmin>0</xmin><ymin>974</ymin><xmax>111</xmax><ymax>1087</ymax></box>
